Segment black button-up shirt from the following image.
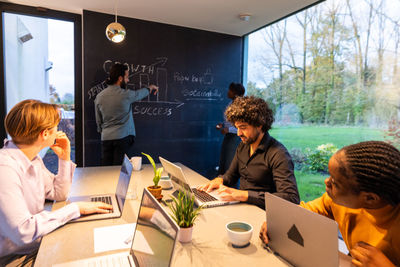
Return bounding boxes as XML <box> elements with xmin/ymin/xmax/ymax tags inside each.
<box><xmin>223</xmin><ymin>132</ymin><xmax>300</xmax><ymax>209</ymax></box>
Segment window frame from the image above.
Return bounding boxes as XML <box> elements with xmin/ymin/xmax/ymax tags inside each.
<box><xmin>0</xmin><ymin>2</ymin><xmax>83</xmax><ymax>166</ymax></box>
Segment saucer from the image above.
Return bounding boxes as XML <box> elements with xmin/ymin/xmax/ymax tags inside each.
<box><xmin>156</xmin><ymin>194</ymin><xmax>163</xmax><ymax>202</ymax></box>
<box><xmin>232</xmin><ymin>242</ymin><xmax>250</xmax><ymax>248</ymax></box>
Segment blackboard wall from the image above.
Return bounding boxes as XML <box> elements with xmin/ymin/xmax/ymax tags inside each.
<box><xmin>84</xmin><ymin>10</ymin><xmax>243</xmax><ymax>178</ymax></box>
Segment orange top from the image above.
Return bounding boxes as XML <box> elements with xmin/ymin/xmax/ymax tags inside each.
<box><xmin>300</xmin><ymin>193</ymin><xmax>400</xmax><ymax>266</ymax></box>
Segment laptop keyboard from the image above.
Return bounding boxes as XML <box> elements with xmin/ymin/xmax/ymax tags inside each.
<box><xmin>192</xmin><ymin>188</ymin><xmax>218</xmax><ymax>202</ymax></box>
<box><xmin>86</xmin><ymin>254</ymin><xmax>131</xmax><ymax>267</ymax></box>
<box><xmin>91</xmin><ymin>196</ymin><xmax>113</xmax><ymax>213</ymax></box>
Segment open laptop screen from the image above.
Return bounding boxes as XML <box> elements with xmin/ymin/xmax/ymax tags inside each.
<box><xmin>159</xmin><ymin>157</ymin><xmax>192</xmax><ymax>192</ymax></box>
<box><xmin>131</xmin><ymin>189</ymin><xmax>178</xmax><ymax>267</ymax></box>
<box><xmin>115</xmin><ymin>155</ymin><xmax>133</xmax><ymax>212</ymax></box>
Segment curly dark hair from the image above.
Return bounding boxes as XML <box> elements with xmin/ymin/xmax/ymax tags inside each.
<box><xmin>228</xmin><ymin>83</ymin><xmax>245</xmax><ymax>97</ymax></box>
<box><xmin>340</xmin><ymin>141</ymin><xmax>400</xmax><ymax>205</ymax></box>
<box><xmin>225</xmin><ymin>96</ymin><xmax>274</xmax><ymax>132</ymax></box>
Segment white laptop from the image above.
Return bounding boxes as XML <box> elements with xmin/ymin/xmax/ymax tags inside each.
<box><xmin>54</xmin><ymin>188</ymin><xmax>179</xmax><ymax>267</ymax></box>
<box><xmin>67</xmin><ymin>154</ymin><xmax>133</xmax><ymax>222</ymax></box>
<box><xmin>265</xmin><ymin>193</ymin><xmax>353</xmax><ymax>267</ymax></box>
<box><xmin>159</xmin><ymin>156</ymin><xmax>239</xmax><ymax>208</ymax></box>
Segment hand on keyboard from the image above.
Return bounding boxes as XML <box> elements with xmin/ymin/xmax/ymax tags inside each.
<box><xmin>216</xmin><ymin>186</ymin><xmax>248</xmax><ymax>202</ymax></box>
<box><xmin>75</xmin><ymin>201</ymin><xmax>113</xmax><ymax>215</ymax></box>
<box><xmin>197</xmin><ymin>177</ymin><xmax>223</xmax><ymax>192</ymax></box>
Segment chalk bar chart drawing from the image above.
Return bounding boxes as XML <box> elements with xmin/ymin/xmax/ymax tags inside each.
<box><xmin>88</xmin><ymin>57</ymin><xmax>184</xmax><ymax>117</ymax></box>
<box><xmin>157</xmin><ymin>68</ymin><xmax>167</xmax><ymax>102</ymax></box>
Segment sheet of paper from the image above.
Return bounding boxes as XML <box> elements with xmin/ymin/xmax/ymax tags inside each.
<box><xmin>93</xmin><ymin>223</ymin><xmax>136</xmax><ymax>253</ymax></box>
<box><xmin>132</xmin><ymin>231</ymin><xmax>154</xmax><ymax>255</ymax></box>
<box><xmin>93</xmin><ymin>223</ymin><xmax>154</xmax><ymax>255</ymax></box>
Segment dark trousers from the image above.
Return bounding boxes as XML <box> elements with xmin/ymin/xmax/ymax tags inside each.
<box><xmin>101</xmin><ymin>135</ymin><xmax>135</xmax><ymax>166</ymax></box>
<box><xmin>0</xmin><ymin>249</ymin><xmax>38</xmax><ymax>266</ymax></box>
<box><xmin>218</xmin><ymin>133</ymin><xmax>240</xmax><ymax>176</ymax></box>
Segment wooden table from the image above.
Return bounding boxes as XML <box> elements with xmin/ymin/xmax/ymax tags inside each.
<box><xmin>34</xmin><ymin>164</ymin><xmax>288</xmax><ymax>267</ymax></box>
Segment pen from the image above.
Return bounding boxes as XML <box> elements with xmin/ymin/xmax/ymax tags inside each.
<box><xmin>262</xmin><ymin>243</ymin><xmax>280</xmax><ymax>256</ymax></box>
<box><xmin>124</xmin><ymin>235</ymin><xmax>133</xmax><ymax>244</ymax></box>
<box><xmin>262</xmin><ymin>242</ymin><xmax>273</xmax><ymax>253</ymax></box>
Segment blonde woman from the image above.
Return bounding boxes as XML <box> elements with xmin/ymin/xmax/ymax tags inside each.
<box><xmin>0</xmin><ymin>100</ymin><xmax>112</xmax><ymax>266</ymax></box>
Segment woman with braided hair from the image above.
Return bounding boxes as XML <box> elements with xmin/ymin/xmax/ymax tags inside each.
<box><xmin>260</xmin><ymin>141</ymin><xmax>400</xmax><ymax>267</ymax></box>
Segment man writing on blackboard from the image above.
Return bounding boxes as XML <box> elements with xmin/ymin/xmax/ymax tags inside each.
<box><xmin>95</xmin><ymin>63</ymin><xmax>158</xmax><ymax>165</ymax></box>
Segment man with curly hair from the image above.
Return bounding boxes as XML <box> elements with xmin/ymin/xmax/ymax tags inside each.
<box><xmin>198</xmin><ymin>96</ymin><xmax>300</xmax><ymax>209</ymax></box>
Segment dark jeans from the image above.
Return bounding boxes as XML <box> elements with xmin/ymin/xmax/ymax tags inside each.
<box><xmin>101</xmin><ymin>135</ymin><xmax>135</xmax><ymax>166</ymax></box>
<box><xmin>0</xmin><ymin>249</ymin><xmax>37</xmax><ymax>267</ymax></box>
<box><xmin>218</xmin><ymin>133</ymin><xmax>240</xmax><ymax>176</ymax></box>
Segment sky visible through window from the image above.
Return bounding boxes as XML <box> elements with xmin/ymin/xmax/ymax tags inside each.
<box><xmin>48</xmin><ymin>19</ymin><xmax>74</xmax><ymax>102</ymax></box>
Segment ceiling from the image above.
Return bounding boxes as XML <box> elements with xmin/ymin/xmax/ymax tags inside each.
<box><xmin>4</xmin><ymin>0</ymin><xmax>322</xmax><ymax>36</ymax></box>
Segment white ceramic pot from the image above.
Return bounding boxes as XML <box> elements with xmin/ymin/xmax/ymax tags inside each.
<box><xmin>178</xmin><ymin>226</ymin><xmax>193</xmax><ymax>243</ymax></box>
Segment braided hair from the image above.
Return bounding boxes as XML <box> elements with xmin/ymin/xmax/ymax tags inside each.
<box><xmin>340</xmin><ymin>141</ymin><xmax>400</xmax><ymax>205</ymax></box>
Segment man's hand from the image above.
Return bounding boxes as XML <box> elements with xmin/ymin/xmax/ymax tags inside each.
<box><xmin>197</xmin><ymin>177</ymin><xmax>223</xmax><ymax>192</ymax></box>
<box><xmin>351</xmin><ymin>242</ymin><xmax>395</xmax><ymax>267</ymax></box>
<box><xmin>220</xmin><ymin>127</ymin><xmax>229</xmax><ymax>135</ymax></box>
<box><xmin>75</xmin><ymin>202</ymin><xmax>113</xmax><ymax>215</ymax></box>
<box><xmin>148</xmin><ymin>84</ymin><xmax>159</xmax><ymax>95</ymax></box>
<box><xmin>216</xmin><ymin>185</ymin><xmax>248</xmax><ymax>201</ymax></box>
<box><xmin>259</xmin><ymin>221</ymin><xmax>269</xmax><ymax>244</ymax></box>
<box><xmin>50</xmin><ymin>131</ymin><xmax>71</xmax><ymax>161</ymax></box>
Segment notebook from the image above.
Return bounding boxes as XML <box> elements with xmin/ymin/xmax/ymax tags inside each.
<box><xmin>67</xmin><ymin>154</ymin><xmax>133</xmax><ymax>222</ymax></box>
<box><xmin>159</xmin><ymin>156</ymin><xmax>239</xmax><ymax>208</ymax></box>
<box><xmin>54</xmin><ymin>188</ymin><xmax>179</xmax><ymax>267</ymax></box>
<box><xmin>265</xmin><ymin>193</ymin><xmax>353</xmax><ymax>267</ymax></box>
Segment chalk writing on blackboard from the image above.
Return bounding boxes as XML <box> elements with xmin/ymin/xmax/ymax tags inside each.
<box><xmin>173</xmin><ymin>68</ymin><xmax>214</xmax><ymax>85</ymax></box>
<box><xmin>133</xmin><ymin>106</ymin><xmax>172</xmax><ymax>116</ymax></box>
<box><xmin>89</xmin><ymin>57</ymin><xmax>169</xmax><ymax>100</ymax></box>
<box><xmin>89</xmin><ymin>57</ymin><xmax>184</xmax><ymax>117</ymax></box>
<box><xmin>182</xmin><ymin>89</ymin><xmax>222</xmax><ymax>99</ymax></box>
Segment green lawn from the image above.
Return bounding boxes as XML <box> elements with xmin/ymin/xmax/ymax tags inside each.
<box><xmin>295</xmin><ymin>170</ymin><xmax>327</xmax><ymax>202</ymax></box>
<box><xmin>270</xmin><ymin>126</ymin><xmax>384</xmax><ymax>152</ymax></box>
<box><xmin>270</xmin><ymin>126</ymin><xmax>385</xmax><ymax>202</ymax></box>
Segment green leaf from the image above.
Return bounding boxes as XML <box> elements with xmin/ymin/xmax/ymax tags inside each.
<box><xmin>167</xmin><ymin>189</ymin><xmax>202</xmax><ymax>227</ymax></box>
<box><xmin>141</xmin><ymin>152</ymin><xmax>156</xmax><ymax>174</ymax></box>
<box><xmin>153</xmin><ymin>167</ymin><xmax>163</xmax><ymax>187</ymax></box>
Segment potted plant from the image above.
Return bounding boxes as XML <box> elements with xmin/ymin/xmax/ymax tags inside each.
<box><xmin>141</xmin><ymin>152</ymin><xmax>163</xmax><ymax>200</ymax></box>
<box><xmin>168</xmin><ymin>190</ymin><xmax>203</xmax><ymax>243</ymax></box>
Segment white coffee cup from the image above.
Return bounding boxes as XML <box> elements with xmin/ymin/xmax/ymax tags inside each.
<box><xmin>159</xmin><ymin>176</ymin><xmax>173</xmax><ymax>189</ymax></box>
<box><xmin>130</xmin><ymin>156</ymin><xmax>142</xmax><ymax>171</ymax></box>
<box><xmin>226</xmin><ymin>221</ymin><xmax>253</xmax><ymax>247</ymax></box>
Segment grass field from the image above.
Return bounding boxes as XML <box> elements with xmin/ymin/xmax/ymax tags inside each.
<box><xmin>270</xmin><ymin>126</ymin><xmax>385</xmax><ymax>152</ymax></box>
<box><xmin>270</xmin><ymin>126</ymin><xmax>386</xmax><ymax>202</ymax></box>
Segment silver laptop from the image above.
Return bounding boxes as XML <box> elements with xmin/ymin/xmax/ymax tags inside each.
<box><xmin>68</xmin><ymin>154</ymin><xmax>133</xmax><ymax>222</ymax></box>
<box><xmin>159</xmin><ymin>156</ymin><xmax>239</xmax><ymax>208</ymax></box>
<box><xmin>54</xmin><ymin>188</ymin><xmax>179</xmax><ymax>267</ymax></box>
<box><xmin>265</xmin><ymin>193</ymin><xmax>353</xmax><ymax>267</ymax></box>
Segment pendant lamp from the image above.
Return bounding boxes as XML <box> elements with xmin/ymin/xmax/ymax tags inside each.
<box><xmin>105</xmin><ymin>0</ymin><xmax>126</xmax><ymax>43</ymax></box>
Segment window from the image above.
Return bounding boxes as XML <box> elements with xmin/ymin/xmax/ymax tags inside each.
<box><xmin>246</xmin><ymin>0</ymin><xmax>400</xmax><ymax>201</ymax></box>
<box><xmin>0</xmin><ymin>3</ymin><xmax>82</xmax><ymax>169</ymax></box>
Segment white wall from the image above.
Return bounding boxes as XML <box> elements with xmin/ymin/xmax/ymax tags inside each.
<box><xmin>4</xmin><ymin>13</ymin><xmax>50</xmax><ymax>112</ymax></box>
